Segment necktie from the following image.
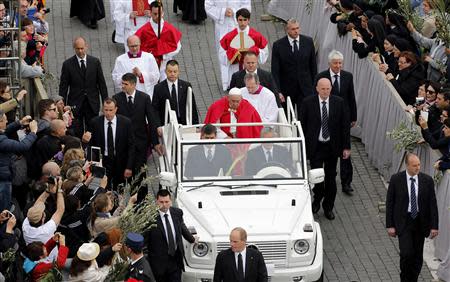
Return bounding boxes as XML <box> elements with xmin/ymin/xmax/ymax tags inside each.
<box><xmin>266</xmin><ymin>150</ymin><xmax>273</xmax><ymax>162</ymax></box>
<box><xmin>80</xmin><ymin>59</ymin><xmax>86</xmax><ymax>75</ymax></box>
<box><xmin>164</xmin><ymin>214</ymin><xmax>176</xmax><ymax>256</ymax></box>
<box><xmin>410</xmin><ymin>177</ymin><xmax>417</xmax><ymax>219</ymax></box>
<box><xmin>207</xmin><ymin>148</ymin><xmax>213</xmax><ymax>162</ymax></box>
<box><xmin>332</xmin><ymin>74</ymin><xmax>339</xmax><ymax>95</ymax></box>
<box><xmin>293</xmin><ymin>39</ymin><xmax>299</xmax><ymax>54</ymax></box>
<box><xmin>237</xmin><ymin>253</ymin><xmax>244</xmax><ymax>281</ymax></box>
<box><xmin>107</xmin><ymin>121</ymin><xmax>115</xmax><ymax>158</ymax></box>
<box><xmin>127</xmin><ymin>96</ymin><xmax>133</xmax><ymax>109</ymax></box>
<box><xmin>171</xmin><ymin>83</ymin><xmax>179</xmax><ymax>117</ymax></box>
<box><xmin>321</xmin><ymin>101</ymin><xmax>329</xmax><ymax>139</ymax></box>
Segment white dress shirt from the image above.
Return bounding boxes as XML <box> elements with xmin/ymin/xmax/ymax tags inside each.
<box><xmin>318</xmin><ymin>97</ymin><xmax>330</xmax><ymax>142</ymax></box>
<box><xmin>203</xmin><ymin>145</ymin><xmax>216</xmax><ymax>160</ymax></box>
<box><xmin>167</xmin><ymin>79</ymin><xmax>178</xmax><ymax>99</ymax></box>
<box><xmin>76</xmin><ymin>55</ymin><xmax>87</xmax><ymax>68</ymax></box>
<box><xmin>288</xmin><ymin>35</ymin><xmax>300</xmax><ymax>53</ymax></box>
<box><xmin>406</xmin><ymin>172</ymin><xmax>419</xmax><ymax>212</ymax></box>
<box><xmin>103</xmin><ymin>116</ymin><xmax>117</xmax><ymax>156</ymax></box>
<box><xmin>329</xmin><ymin>69</ymin><xmax>340</xmax><ymax>89</ymax></box>
<box><xmin>234</xmin><ymin>248</ymin><xmax>247</xmax><ymax>275</ymax></box>
<box><xmin>262</xmin><ymin>147</ymin><xmax>273</xmax><ymax>162</ymax></box>
<box><xmin>159</xmin><ymin>209</ymin><xmax>177</xmax><ymax>248</ymax></box>
<box><xmin>126</xmin><ymin>90</ymin><xmax>136</xmax><ymax>103</ymax></box>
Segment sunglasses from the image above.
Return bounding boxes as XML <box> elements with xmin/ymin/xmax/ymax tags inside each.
<box><xmin>48</xmin><ymin>108</ymin><xmax>57</xmax><ymax>111</ymax></box>
<box><xmin>426</xmin><ymin>90</ymin><xmax>436</xmax><ymax>94</ymax></box>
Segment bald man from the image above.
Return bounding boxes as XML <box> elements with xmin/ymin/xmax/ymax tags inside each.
<box><xmin>59</xmin><ymin>37</ymin><xmax>108</xmax><ymax>138</ymax></box>
<box><xmin>35</xmin><ymin>120</ymin><xmax>67</xmax><ymax>170</ymax></box>
<box><xmin>112</xmin><ymin>35</ymin><xmax>160</xmax><ymax>99</ymax></box>
<box><xmin>299</xmin><ymin>78</ymin><xmax>350</xmax><ymax>220</ymax></box>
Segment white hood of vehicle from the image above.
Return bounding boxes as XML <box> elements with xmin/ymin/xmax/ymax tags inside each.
<box><xmin>178</xmin><ymin>185</ymin><xmax>312</xmax><ymax>237</ymax></box>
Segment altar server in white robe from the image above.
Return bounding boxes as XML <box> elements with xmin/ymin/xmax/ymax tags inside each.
<box><xmin>113</xmin><ymin>0</ymin><xmax>151</xmax><ymax>46</ymax></box>
<box><xmin>240</xmin><ymin>72</ymin><xmax>278</xmax><ymax>123</ymax></box>
<box><xmin>112</xmin><ymin>35</ymin><xmax>160</xmax><ymax>98</ymax></box>
<box><xmin>205</xmin><ymin>0</ymin><xmax>251</xmax><ymax>89</ymax></box>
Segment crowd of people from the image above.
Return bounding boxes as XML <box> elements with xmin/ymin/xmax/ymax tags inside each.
<box><xmin>0</xmin><ymin>0</ymin><xmax>448</xmax><ymax>281</ymax></box>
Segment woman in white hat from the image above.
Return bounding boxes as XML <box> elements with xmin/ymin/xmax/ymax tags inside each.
<box><xmin>68</xmin><ymin>242</ymin><xmax>121</xmax><ymax>281</ymax></box>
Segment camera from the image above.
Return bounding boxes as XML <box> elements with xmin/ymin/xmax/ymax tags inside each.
<box><xmin>91</xmin><ymin>165</ymin><xmax>106</xmax><ymax>178</ymax></box>
<box><xmin>42</xmin><ymin>8</ymin><xmax>50</xmax><ymax>13</ymax></box>
<box><xmin>414</xmin><ymin>97</ymin><xmax>425</xmax><ymax>107</ymax></box>
<box><xmin>47</xmin><ymin>175</ymin><xmax>57</xmax><ymax>185</ymax></box>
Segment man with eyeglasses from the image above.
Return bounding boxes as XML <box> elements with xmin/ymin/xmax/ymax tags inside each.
<box><xmin>112</xmin><ymin>35</ymin><xmax>159</xmax><ymax>98</ymax></box>
<box><xmin>36</xmin><ymin>99</ymin><xmax>59</xmax><ymax>138</ymax></box>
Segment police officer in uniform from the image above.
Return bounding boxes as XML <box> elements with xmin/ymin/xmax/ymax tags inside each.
<box><xmin>125</xmin><ymin>232</ymin><xmax>156</xmax><ymax>282</ymax></box>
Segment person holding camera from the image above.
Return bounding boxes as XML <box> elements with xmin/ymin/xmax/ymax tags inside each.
<box><xmin>0</xmin><ymin>114</ymin><xmax>38</xmax><ymax>211</ymax></box>
<box><xmin>22</xmin><ymin>177</ymin><xmax>65</xmax><ymax>246</ymax></box>
<box><xmin>0</xmin><ymin>210</ymin><xmax>17</xmax><ymax>252</ymax></box>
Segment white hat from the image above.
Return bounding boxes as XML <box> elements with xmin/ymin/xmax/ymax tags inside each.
<box><xmin>77</xmin><ymin>243</ymin><xmax>100</xmax><ymax>261</ymax></box>
<box><xmin>228</xmin><ymin>87</ymin><xmax>242</xmax><ymax>96</ymax></box>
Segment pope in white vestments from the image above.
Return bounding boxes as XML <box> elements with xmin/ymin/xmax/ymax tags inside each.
<box><xmin>240</xmin><ymin>73</ymin><xmax>278</xmax><ymax>123</ymax></box>
<box><xmin>113</xmin><ymin>0</ymin><xmax>151</xmax><ymax>46</ymax></box>
<box><xmin>112</xmin><ymin>35</ymin><xmax>160</xmax><ymax>98</ymax></box>
<box><xmin>205</xmin><ymin>0</ymin><xmax>251</xmax><ymax>89</ymax></box>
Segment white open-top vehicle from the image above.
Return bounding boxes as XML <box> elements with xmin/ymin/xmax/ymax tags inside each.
<box><xmin>157</xmin><ymin>92</ymin><xmax>324</xmax><ymax>282</ymax></box>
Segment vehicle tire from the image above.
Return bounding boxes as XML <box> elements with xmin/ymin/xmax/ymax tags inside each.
<box><xmin>314</xmin><ymin>270</ymin><xmax>324</xmax><ymax>282</ymax></box>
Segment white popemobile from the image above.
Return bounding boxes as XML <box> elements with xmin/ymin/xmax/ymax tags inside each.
<box><xmin>158</xmin><ymin>91</ymin><xmax>324</xmax><ymax>282</ymax></box>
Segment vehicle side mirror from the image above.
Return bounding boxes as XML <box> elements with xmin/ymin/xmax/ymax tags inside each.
<box><xmin>159</xmin><ymin>172</ymin><xmax>177</xmax><ymax>187</ymax></box>
<box><xmin>308</xmin><ymin>168</ymin><xmax>324</xmax><ymax>184</ymax></box>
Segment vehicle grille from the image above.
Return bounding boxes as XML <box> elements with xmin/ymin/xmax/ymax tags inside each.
<box><xmin>216</xmin><ymin>241</ymin><xmax>287</xmax><ymax>268</ymax></box>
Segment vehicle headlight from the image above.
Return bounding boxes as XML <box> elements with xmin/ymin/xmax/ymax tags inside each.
<box><xmin>293</xmin><ymin>240</ymin><xmax>309</xmax><ymax>254</ymax></box>
<box><xmin>192</xmin><ymin>242</ymin><xmax>209</xmax><ymax>257</ymax></box>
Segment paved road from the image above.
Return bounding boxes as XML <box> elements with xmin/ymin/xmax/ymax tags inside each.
<box><xmin>44</xmin><ymin>0</ymin><xmax>434</xmax><ymax>281</ymax></box>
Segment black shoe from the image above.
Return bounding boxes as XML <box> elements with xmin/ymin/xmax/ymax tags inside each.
<box><xmin>342</xmin><ymin>184</ymin><xmax>354</xmax><ymax>195</ymax></box>
<box><xmin>112</xmin><ymin>30</ymin><xmax>116</xmax><ymax>43</ymax></box>
<box><xmin>324</xmin><ymin>210</ymin><xmax>335</xmax><ymax>220</ymax></box>
<box><xmin>312</xmin><ymin>200</ymin><xmax>320</xmax><ymax>214</ymax></box>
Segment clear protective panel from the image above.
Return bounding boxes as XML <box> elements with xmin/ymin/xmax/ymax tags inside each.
<box><xmin>181</xmin><ymin>140</ymin><xmax>304</xmax><ymax>182</ymax></box>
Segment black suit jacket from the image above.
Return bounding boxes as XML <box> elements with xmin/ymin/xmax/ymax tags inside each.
<box><xmin>245</xmin><ymin>145</ymin><xmax>293</xmax><ymax>175</ymax></box>
<box><xmin>299</xmin><ymin>95</ymin><xmax>350</xmax><ymax>159</ymax></box>
<box><xmin>152</xmin><ymin>79</ymin><xmax>199</xmax><ymax>125</ymax></box>
<box><xmin>113</xmin><ymin>90</ymin><xmax>160</xmax><ymax>148</ymax></box>
<box><xmin>213</xmin><ymin>247</ymin><xmax>268</xmax><ymax>282</ymax></box>
<box><xmin>386</xmin><ymin>171</ymin><xmax>438</xmax><ymax>237</ymax></box>
<box><xmin>87</xmin><ymin>114</ymin><xmax>135</xmax><ymax>171</ymax></box>
<box><xmin>184</xmin><ymin>144</ymin><xmax>232</xmax><ymax>178</ymax></box>
<box><xmin>315</xmin><ymin>69</ymin><xmax>357</xmax><ymax>122</ymax></box>
<box><xmin>59</xmin><ymin>55</ymin><xmax>108</xmax><ymax>114</ymax></box>
<box><xmin>145</xmin><ymin>207</ymin><xmax>195</xmax><ymax>276</ymax></box>
<box><xmin>228</xmin><ymin>68</ymin><xmax>281</xmax><ymax>106</ymax></box>
<box><xmin>271</xmin><ymin>35</ymin><xmax>317</xmax><ymax>100</ymax></box>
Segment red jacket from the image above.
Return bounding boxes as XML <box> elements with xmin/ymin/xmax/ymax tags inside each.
<box><xmin>30</xmin><ymin>238</ymin><xmax>69</xmax><ymax>282</ymax></box>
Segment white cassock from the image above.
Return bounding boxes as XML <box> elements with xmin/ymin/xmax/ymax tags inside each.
<box><xmin>218</xmin><ymin>26</ymin><xmax>269</xmax><ymax>91</ymax></box>
<box><xmin>112</xmin><ymin>51</ymin><xmax>160</xmax><ymax>99</ymax></box>
<box><xmin>205</xmin><ymin>0</ymin><xmax>251</xmax><ymax>89</ymax></box>
<box><xmin>241</xmin><ymin>86</ymin><xmax>278</xmax><ymax>123</ymax></box>
<box><xmin>113</xmin><ymin>0</ymin><xmax>150</xmax><ymax>46</ymax></box>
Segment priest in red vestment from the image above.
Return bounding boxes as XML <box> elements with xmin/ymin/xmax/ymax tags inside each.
<box><xmin>218</xmin><ymin>8</ymin><xmax>269</xmax><ymax>90</ymax></box>
<box><xmin>135</xmin><ymin>1</ymin><xmax>182</xmax><ymax>80</ymax></box>
<box><xmin>204</xmin><ymin>87</ymin><xmax>262</xmax><ymax>138</ymax></box>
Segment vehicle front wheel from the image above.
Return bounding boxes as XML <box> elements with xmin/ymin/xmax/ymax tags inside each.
<box><xmin>314</xmin><ymin>270</ymin><xmax>324</xmax><ymax>282</ymax></box>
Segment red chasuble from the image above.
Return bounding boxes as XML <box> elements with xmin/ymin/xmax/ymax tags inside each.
<box><xmin>135</xmin><ymin>22</ymin><xmax>182</xmax><ymax>66</ymax></box>
<box><xmin>204</xmin><ymin>96</ymin><xmax>263</xmax><ymax>138</ymax></box>
<box><xmin>219</xmin><ymin>28</ymin><xmax>268</xmax><ymax>65</ymax></box>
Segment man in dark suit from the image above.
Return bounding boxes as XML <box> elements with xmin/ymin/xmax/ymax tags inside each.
<box><xmin>386</xmin><ymin>153</ymin><xmax>438</xmax><ymax>282</ymax></box>
<box><xmin>315</xmin><ymin>50</ymin><xmax>357</xmax><ymax>195</ymax></box>
<box><xmin>272</xmin><ymin>19</ymin><xmax>317</xmax><ymax>111</ymax></box>
<box><xmin>59</xmin><ymin>37</ymin><xmax>108</xmax><ymax>138</ymax></box>
<box><xmin>113</xmin><ymin>73</ymin><xmax>162</xmax><ymax>171</ymax></box>
<box><xmin>85</xmin><ymin>98</ymin><xmax>135</xmax><ymax>189</ymax></box>
<box><xmin>299</xmin><ymin>78</ymin><xmax>350</xmax><ymax>220</ymax></box>
<box><xmin>152</xmin><ymin>60</ymin><xmax>199</xmax><ymax>125</ymax></box>
<box><xmin>229</xmin><ymin>51</ymin><xmax>281</xmax><ymax>106</ymax></box>
<box><xmin>245</xmin><ymin>127</ymin><xmax>293</xmax><ymax>176</ymax></box>
<box><xmin>146</xmin><ymin>189</ymin><xmax>196</xmax><ymax>282</ymax></box>
<box><xmin>213</xmin><ymin>227</ymin><xmax>268</xmax><ymax>282</ymax></box>
<box><xmin>184</xmin><ymin>124</ymin><xmax>232</xmax><ymax>178</ymax></box>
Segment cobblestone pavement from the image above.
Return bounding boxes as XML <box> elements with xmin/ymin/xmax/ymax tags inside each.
<box><xmin>44</xmin><ymin>0</ymin><xmax>434</xmax><ymax>281</ymax></box>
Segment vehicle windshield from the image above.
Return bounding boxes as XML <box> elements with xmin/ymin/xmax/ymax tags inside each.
<box><xmin>181</xmin><ymin>139</ymin><xmax>305</xmax><ymax>182</ymax></box>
